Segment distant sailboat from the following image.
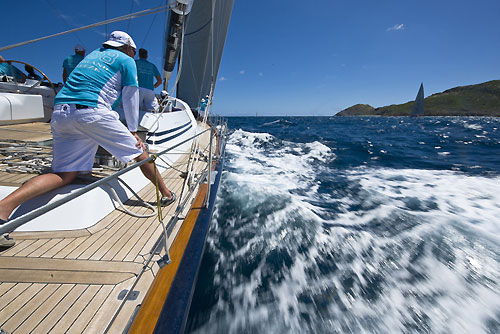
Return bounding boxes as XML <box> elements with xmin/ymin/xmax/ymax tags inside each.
<box><xmin>410</xmin><ymin>82</ymin><xmax>425</xmax><ymax>117</ymax></box>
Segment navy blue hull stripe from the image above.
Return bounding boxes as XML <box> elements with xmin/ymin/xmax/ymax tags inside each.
<box><xmin>148</xmin><ymin>120</ymin><xmax>192</xmax><ymax>137</ymax></box>
<box><xmin>146</xmin><ymin>124</ymin><xmax>193</xmax><ymax>145</ymax></box>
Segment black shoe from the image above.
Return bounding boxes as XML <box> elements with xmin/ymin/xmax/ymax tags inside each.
<box><xmin>0</xmin><ymin>234</ymin><xmax>15</xmax><ymax>247</ymax></box>
<box><xmin>0</xmin><ymin>219</ymin><xmax>15</xmax><ymax>248</ymax></box>
<box><xmin>160</xmin><ymin>192</ymin><xmax>176</xmax><ymax>206</ymax></box>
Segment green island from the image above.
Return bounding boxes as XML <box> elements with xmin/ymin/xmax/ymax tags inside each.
<box><xmin>336</xmin><ymin>80</ymin><xmax>500</xmax><ymax>117</ymax></box>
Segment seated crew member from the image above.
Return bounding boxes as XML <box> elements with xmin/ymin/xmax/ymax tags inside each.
<box><xmin>25</xmin><ymin>64</ymin><xmax>42</xmax><ymax>80</ymax></box>
<box><xmin>0</xmin><ymin>57</ymin><xmax>27</xmax><ymax>83</ymax></box>
<box><xmin>0</xmin><ymin>31</ymin><xmax>176</xmax><ymax>248</ymax></box>
<box><xmin>62</xmin><ymin>44</ymin><xmax>85</xmax><ymax>83</ymax></box>
<box><xmin>135</xmin><ymin>48</ymin><xmax>162</xmax><ymax>111</ymax></box>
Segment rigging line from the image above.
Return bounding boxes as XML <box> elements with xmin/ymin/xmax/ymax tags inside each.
<box><xmin>140</xmin><ymin>0</ymin><xmax>163</xmax><ymax>48</ymax></box>
<box><xmin>0</xmin><ymin>4</ymin><xmax>175</xmax><ymax>52</ymax></box>
<box><xmin>126</xmin><ymin>0</ymin><xmax>135</xmax><ymax>33</ymax></box>
<box><xmin>105</xmin><ymin>0</ymin><xmax>108</xmax><ymax>37</ymax></box>
<box><xmin>43</xmin><ymin>0</ymin><xmax>85</xmax><ymax>45</ymax></box>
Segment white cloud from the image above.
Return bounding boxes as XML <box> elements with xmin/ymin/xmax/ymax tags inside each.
<box><xmin>387</xmin><ymin>24</ymin><xmax>405</xmax><ymax>32</ymax></box>
<box><xmin>239</xmin><ymin>70</ymin><xmax>245</xmax><ymax>75</ymax></box>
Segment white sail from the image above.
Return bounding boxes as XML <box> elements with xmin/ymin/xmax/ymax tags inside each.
<box><xmin>176</xmin><ymin>0</ymin><xmax>234</xmax><ymax>108</ymax></box>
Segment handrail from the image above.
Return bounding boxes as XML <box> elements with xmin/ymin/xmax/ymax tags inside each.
<box><xmin>0</xmin><ymin>128</ymin><xmax>211</xmax><ymax>235</ymax></box>
<box><xmin>4</xmin><ymin>60</ymin><xmax>57</xmax><ymax>95</ymax></box>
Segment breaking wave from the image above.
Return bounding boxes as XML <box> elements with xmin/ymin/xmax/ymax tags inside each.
<box><xmin>186</xmin><ymin>117</ymin><xmax>500</xmax><ymax>334</ymax></box>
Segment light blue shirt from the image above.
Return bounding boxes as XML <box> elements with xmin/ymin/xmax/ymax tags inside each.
<box><xmin>199</xmin><ymin>100</ymin><xmax>208</xmax><ymax>111</ymax></box>
<box><xmin>62</xmin><ymin>53</ymin><xmax>84</xmax><ymax>76</ymax></box>
<box><xmin>55</xmin><ymin>48</ymin><xmax>138</xmax><ymax>109</ymax></box>
<box><xmin>135</xmin><ymin>58</ymin><xmax>160</xmax><ymax>91</ymax></box>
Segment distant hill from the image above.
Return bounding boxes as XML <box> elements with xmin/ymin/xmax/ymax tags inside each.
<box><xmin>336</xmin><ymin>80</ymin><xmax>500</xmax><ymax>117</ymax></box>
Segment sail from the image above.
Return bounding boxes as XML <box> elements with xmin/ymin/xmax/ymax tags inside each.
<box><xmin>410</xmin><ymin>83</ymin><xmax>425</xmax><ymax>117</ymax></box>
<box><xmin>176</xmin><ymin>0</ymin><xmax>234</xmax><ymax>108</ymax></box>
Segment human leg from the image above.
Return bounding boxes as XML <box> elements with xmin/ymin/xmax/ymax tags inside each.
<box><xmin>0</xmin><ymin>171</ymin><xmax>79</xmax><ymax>221</ymax></box>
<box><xmin>135</xmin><ymin>151</ymin><xmax>173</xmax><ymax>199</ymax></box>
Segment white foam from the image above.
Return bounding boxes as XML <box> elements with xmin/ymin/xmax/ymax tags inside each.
<box><xmin>194</xmin><ymin>130</ymin><xmax>500</xmax><ymax>334</ymax></box>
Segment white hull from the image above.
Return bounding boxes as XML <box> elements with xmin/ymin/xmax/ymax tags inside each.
<box><xmin>1</xmin><ymin>100</ymin><xmax>199</xmax><ymax>232</ymax></box>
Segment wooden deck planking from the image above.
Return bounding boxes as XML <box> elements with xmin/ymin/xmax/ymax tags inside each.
<box><xmin>0</xmin><ymin>283</ymin><xmax>32</xmax><ymax>312</ymax></box>
<box><xmin>0</xmin><ymin>282</ymin><xmax>15</xmax><ymax>298</ymax></box>
<box><xmin>88</xmin><ymin>207</ymin><xmax>154</xmax><ymax>261</ymax></box>
<box><xmin>0</xmin><ymin>283</ymin><xmax>45</xmax><ymax>328</ymax></box>
<box><xmin>27</xmin><ymin>238</ymin><xmax>63</xmax><ymax>257</ymax></box>
<box><xmin>110</xmin><ymin>211</ymin><xmax>161</xmax><ymax>262</ymax></box>
<box><xmin>49</xmin><ymin>284</ymin><xmax>102</xmax><ymax>333</ymax></box>
<box><xmin>64</xmin><ymin>225</ymin><xmax>116</xmax><ymax>260</ymax></box>
<box><xmin>0</xmin><ymin>122</ymin><xmax>216</xmax><ymax>332</ymax></box>
<box><xmin>100</xmin><ymin>215</ymin><xmax>156</xmax><ymax>262</ymax></box>
<box><xmin>84</xmin><ymin>214</ymin><xmax>139</xmax><ymax>261</ymax></box>
<box><xmin>82</xmin><ymin>278</ymin><xmax>135</xmax><ymax>333</ymax></box>
<box><xmin>12</xmin><ymin>229</ymin><xmax>90</xmax><ymax>240</ymax></box>
<box><xmin>50</xmin><ymin>235</ymin><xmax>91</xmax><ymax>259</ymax></box>
<box><xmin>120</xmin><ymin>216</ymin><xmax>164</xmax><ymax>262</ymax></box>
<box><xmin>107</xmin><ymin>269</ymin><xmax>156</xmax><ymax>333</ymax></box>
<box><xmin>30</xmin><ymin>284</ymin><xmax>88</xmax><ymax>333</ymax></box>
<box><xmin>0</xmin><ymin>239</ymin><xmax>36</xmax><ymax>257</ymax></box>
<box><xmin>0</xmin><ymin>173</ymin><xmax>26</xmax><ymax>184</ymax></box>
<box><xmin>66</xmin><ymin>285</ymin><xmax>113</xmax><ymax>333</ymax></box>
<box><xmin>2</xmin><ymin>284</ymin><xmax>60</xmax><ymax>332</ymax></box>
<box><xmin>14</xmin><ymin>238</ymin><xmax>47</xmax><ymax>257</ymax></box>
<box><xmin>12</xmin><ymin>284</ymin><xmax>75</xmax><ymax>334</ymax></box>
<box><xmin>40</xmin><ymin>238</ymin><xmax>76</xmax><ymax>258</ymax></box>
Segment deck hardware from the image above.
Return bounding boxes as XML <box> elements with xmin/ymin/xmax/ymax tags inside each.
<box><xmin>118</xmin><ymin>290</ymin><xmax>139</xmax><ymax>301</ymax></box>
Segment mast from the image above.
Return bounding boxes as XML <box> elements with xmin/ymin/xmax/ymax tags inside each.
<box><xmin>163</xmin><ymin>0</ymin><xmax>193</xmax><ymax>90</ymax></box>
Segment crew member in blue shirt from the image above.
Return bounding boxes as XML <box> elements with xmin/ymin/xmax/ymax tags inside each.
<box><xmin>0</xmin><ymin>56</ymin><xmax>27</xmax><ymax>82</ymax></box>
<box><xmin>0</xmin><ymin>31</ymin><xmax>176</xmax><ymax>247</ymax></box>
<box><xmin>135</xmin><ymin>48</ymin><xmax>162</xmax><ymax>111</ymax></box>
<box><xmin>62</xmin><ymin>44</ymin><xmax>85</xmax><ymax>83</ymax></box>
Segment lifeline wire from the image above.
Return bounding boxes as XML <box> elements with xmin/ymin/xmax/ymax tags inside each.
<box><xmin>0</xmin><ymin>4</ymin><xmax>175</xmax><ymax>52</ymax></box>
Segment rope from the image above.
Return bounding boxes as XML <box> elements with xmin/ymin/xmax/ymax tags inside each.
<box><xmin>126</xmin><ymin>0</ymin><xmax>135</xmax><ymax>33</ymax></box>
<box><xmin>152</xmin><ymin>154</ymin><xmax>171</xmax><ymax>264</ymax></box>
<box><xmin>44</xmin><ymin>0</ymin><xmax>85</xmax><ymax>45</ymax></box>
<box><xmin>0</xmin><ymin>4</ymin><xmax>176</xmax><ymax>52</ymax></box>
<box><xmin>104</xmin><ymin>179</ymin><xmax>156</xmax><ymax>219</ymax></box>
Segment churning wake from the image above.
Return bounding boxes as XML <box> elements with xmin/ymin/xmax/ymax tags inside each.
<box><xmin>187</xmin><ymin>122</ymin><xmax>500</xmax><ymax>334</ymax></box>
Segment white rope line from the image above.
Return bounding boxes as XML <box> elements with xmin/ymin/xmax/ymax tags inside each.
<box><xmin>0</xmin><ymin>4</ymin><xmax>175</xmax><ymax>52</ymax></box>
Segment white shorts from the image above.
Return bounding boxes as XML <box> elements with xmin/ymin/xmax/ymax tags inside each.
<box><xmin>138</xmin><ymin>87</ymin><xmax>159</xmax><ymax>112</ymax></box>
<box><xmin>51</xmin><ymin>104</ymin><xmax>143</xmax><ymax>173</ymax></box>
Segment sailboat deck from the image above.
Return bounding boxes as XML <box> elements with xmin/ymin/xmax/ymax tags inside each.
<box><xmin>0</xmin><ymin>122</ymin><xmax>213</xmax><ymax>333</ymax></box>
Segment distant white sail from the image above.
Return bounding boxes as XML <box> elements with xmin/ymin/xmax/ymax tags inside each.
<box><xmin>410</xmin><ymin>83</ymin><xmax>425</xmax><ymax>117</ymax></box>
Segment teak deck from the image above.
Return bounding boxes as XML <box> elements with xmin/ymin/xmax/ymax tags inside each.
<box><xmin>0</xmin><ymin>122</ymin><xmax>213</xmax><ymax>333</ymax></box>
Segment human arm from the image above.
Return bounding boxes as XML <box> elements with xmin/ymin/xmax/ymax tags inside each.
<box><xmin>122</xmin><ymin>86</ymin><xmax>146</xmax><ymax>150</ymax></box>
<box><xmin>121</xmin><ymin>86</ymin><xmax>139</xmax><ymax>132</ymax></box>
<box><xmin>154</xmin><ymin>75</ymin><xmax>162</xmax><ymax>89</ymax></box>
<box><xmin>153</xmin><ymin>64</ymin><xmax>162</xmax><ymax>89</ymax></box>
<box><xmin>63</xmin><ymin>68</ymin><xmax>68</xmax><ymax>83</ymax></box>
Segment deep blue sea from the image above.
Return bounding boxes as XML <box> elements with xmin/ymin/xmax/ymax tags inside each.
<box><xmin>186</xmin><ymin>116</ymin><xmax>500</xmax><ymax>334</ymax></box>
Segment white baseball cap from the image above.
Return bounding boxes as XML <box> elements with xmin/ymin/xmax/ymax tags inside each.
<box><xmin>74</xmin><ymin>44</ymin><xmax>85</xmax><ymax>51</ymax></box>
<box><xmin>103</xmin><ymin>31</ymin><xmax>136</xmax><ymax>49</ymax></box>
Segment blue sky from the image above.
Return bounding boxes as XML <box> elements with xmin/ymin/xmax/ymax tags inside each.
<box><xmin>1</xmin><ymin>0</ymin><xmax>499</xmax><ymax>116</ymax></box>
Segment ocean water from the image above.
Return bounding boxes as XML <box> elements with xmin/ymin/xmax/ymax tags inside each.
<box><xmin>185</xmin><ymin>116</ymin><xmax>500</xmax><ymax>334</ymax></box>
